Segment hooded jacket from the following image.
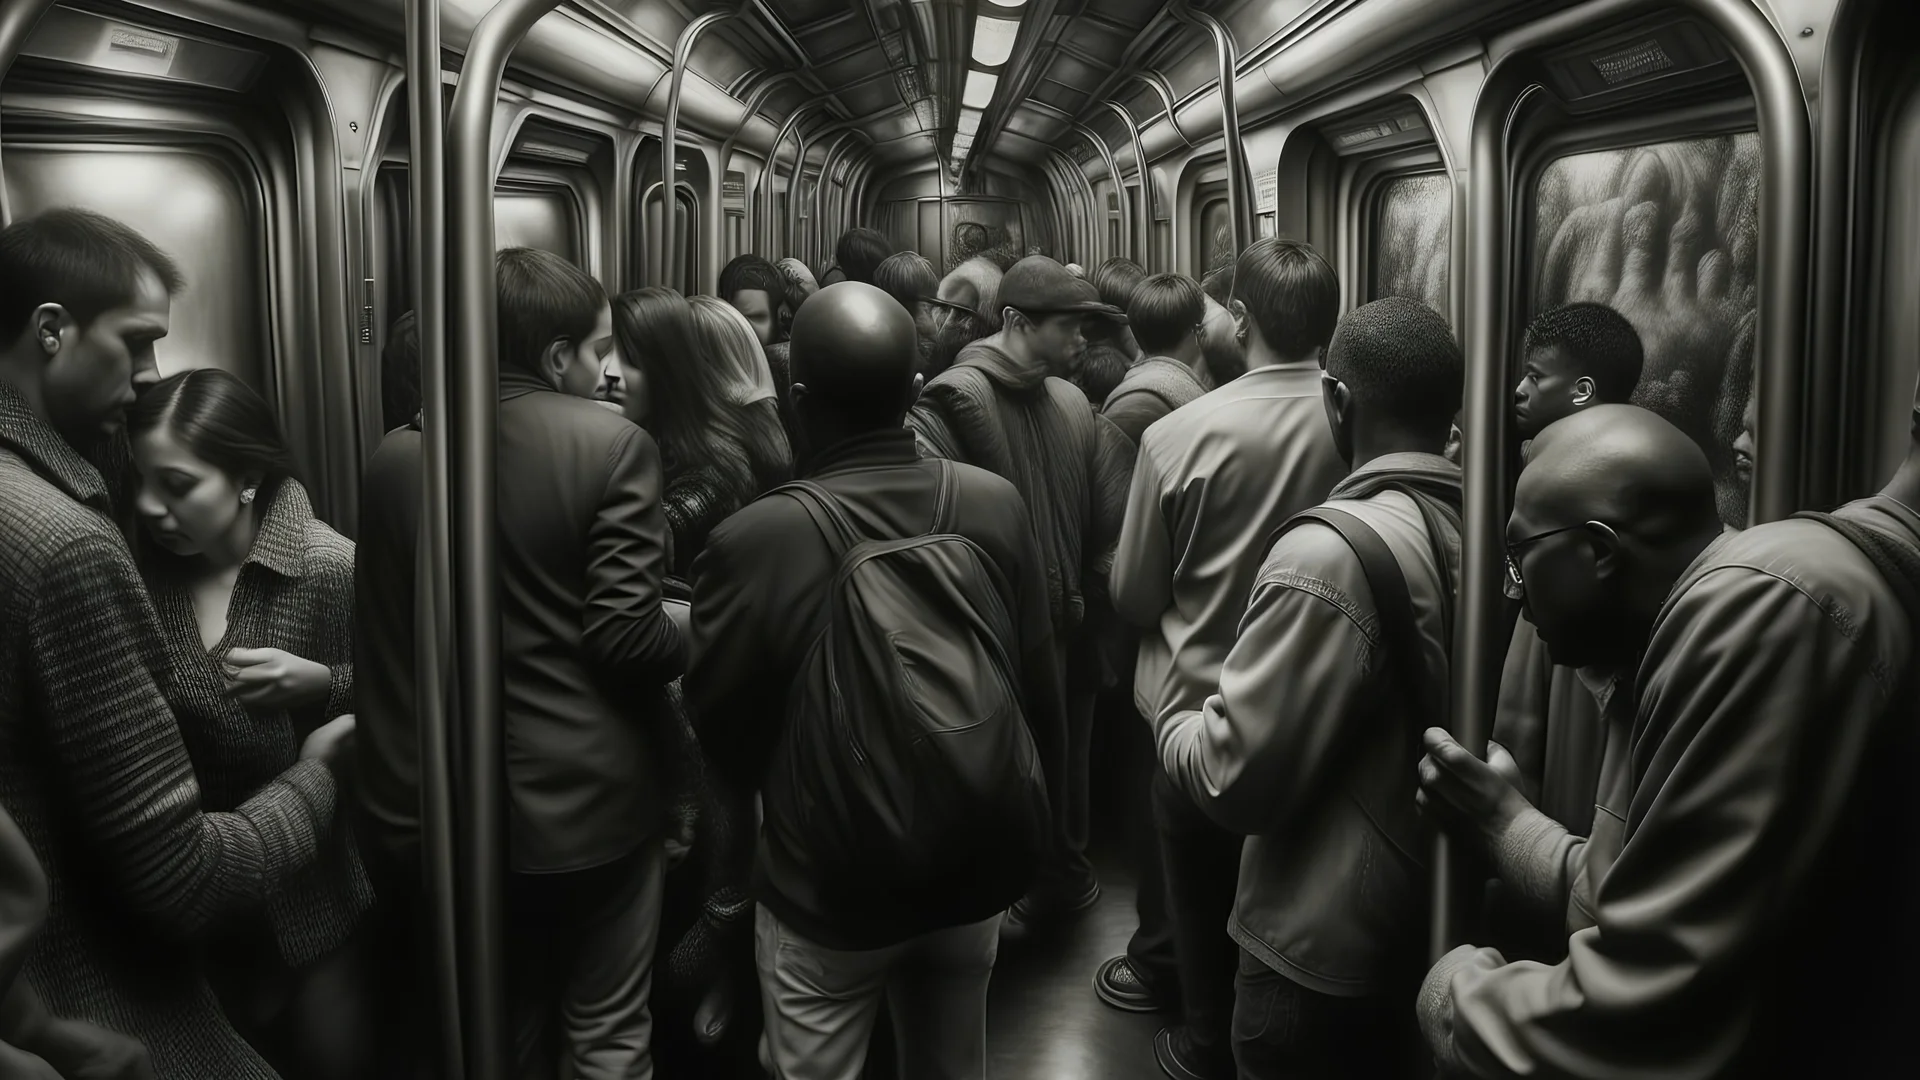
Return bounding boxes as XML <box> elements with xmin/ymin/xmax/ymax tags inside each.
<box><xmin>908</xmin><ymin>340</ymin><xmax>1135</xmax><ymax>647</ymax></box>
<box><xmin>1158</xmin><ymin>453</ymin><xmax>1462</xmax><ymax>998</ymax></box>
<box><xmin>1424</xmin><ymin>494</ymin><xmax>1920</xmax><ymax>1078</ymax></box>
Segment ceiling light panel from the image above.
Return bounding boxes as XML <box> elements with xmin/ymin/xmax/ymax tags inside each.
<box><xmin>963</xmin><ymin>69</ymin><xmax>998</xmax><ymax>108</ymax></box>
<box><xmin>971</xmin><ymin>16</ymin><xmax>1019</xmax><ymax>66</ymax></box>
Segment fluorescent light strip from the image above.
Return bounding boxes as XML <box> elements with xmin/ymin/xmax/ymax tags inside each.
<box><xmin>963</xmin><ymin>69</ymin><xmax>998</xmax><ymax>108</ymax></box>
<box><xmin>971</xmin><ymin>16</ymin><xmax>1018</xmax><ymax>66</ymax></box>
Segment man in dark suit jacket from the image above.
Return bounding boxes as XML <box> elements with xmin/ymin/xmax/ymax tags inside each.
<box><xmin>356</xmin><ymin>247</ymin><xmax>685</xmax><ymax>1079</ymax></box>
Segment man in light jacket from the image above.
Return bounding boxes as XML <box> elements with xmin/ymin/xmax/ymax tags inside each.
<box><xmin>1156</xmin><ymin>296</ymin><xmax>1465</xmax><ymax>1077</ymax></box>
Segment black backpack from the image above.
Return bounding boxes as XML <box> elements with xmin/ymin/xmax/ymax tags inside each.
<box><xmin>762</xmin><ymin>460</ymin><xmax>1052</xmax><ymax>923</ymax></box>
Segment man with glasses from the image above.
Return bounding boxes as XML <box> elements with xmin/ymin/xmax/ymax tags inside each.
<box><xmin>1418</xmin><ymin>402</ymin><xmax>1919</xmax><ymax>1077</ymax></box>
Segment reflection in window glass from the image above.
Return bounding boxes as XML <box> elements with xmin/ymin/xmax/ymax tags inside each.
<box><xmin>1532</xmin><ymin>131</ymin><xmax>1760</xmax><ymax>526</ymax></box>
<box><xmin>495</xmin><ymin>188</ymin><xmax>581</xmax><ymax>266</ymax></box>
<box><xmin>1197</xmin><ymin>198</ymin><xmax>1231</xmax><ymax>276</ymax></box>
<box><xmin>1372</xmin><ymin>173</ymin><xmax>1450</xmax><ymax>316</ymax></box>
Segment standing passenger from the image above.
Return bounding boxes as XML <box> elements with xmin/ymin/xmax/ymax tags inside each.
<box><xmin>0</xmin><ymin>207</ymin><xmax>346</xmax><ymax>1078</ymax></box>
<box><xmin>687</xmin><ymin>282</ymin><xmax>1066</xmax><ymax>1080</ymax></box>
<box><xmin>718</xmin><ymin>254</ymin><xmax>789</xmax><ymax>350</ymax></box>
<box><xmin>1099</xmin><ymin>272</ymin><xmax>1211</xmax><ymax>445</ymax></box>
<box><xmin>1157</xmin><ymin>296</ymin><xmax>1465</xmax><ymax>1078</ymax></box>
<box><xmin>356</xmin><ymin>247</ymin><xmax>685</xmax><ymax>1079</ymax></box>
<box><xmin>125</xmin><ymin>369</ymin><xmax>374</xmax><ymax>1080</ymax></box>
<box><xmin>834</xmin><ymin>228</ymin><xmax>895</xmax><ymax>286</ymax></box>
<box><xmin>1100</xmin><ymin>242</ymin><xmax>1347</xmax><ymax>1080</ymax></box>
<box><xmin>1420</xmin><ymin>403</ymin><xmax>1919</xmax><ymax>1077</ymax></box>
<box><xmin>907</xmin><ymin>255</ymin><xmax>1136</xmax><ymax>938</ymax></box>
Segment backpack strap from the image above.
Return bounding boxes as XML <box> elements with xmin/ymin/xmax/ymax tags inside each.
<box><xmin>930</xmin><ymin>459</ymin><xmax>959</xmax><ymax>536</ymax></box>
<box><xmin>1272</xmin><ymin>505</ymin><xmax>1445</xmax><ymax>742</ymax></box>
<box><xmin>1792</xmin><ymin>510</ymin><xmax>1920</xmax><ymax>620</ymax></box>
<box><xmin>773</xmin><ymin>480</ymin><xmax>863</xmax><ymax>562</ymax></box>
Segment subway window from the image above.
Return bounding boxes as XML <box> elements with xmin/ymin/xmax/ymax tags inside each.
<box><xmin>1531</xmin><ymin>131</ymin><xmax>1761</xmax><ymax>526</ymax></box>
<box><xmin>1196</xmin><ymin>196</ymin><xmax>1231</xmax><ymax>275</ymax></box>
<box><xmin>495</xmin><ymin>184</ymin><xmax>583</xmax><ymax>266</ymax></box>
<box><xmin>1370</xmin><ymin>172</ymin><xmax>1451</xmax><ymax>315</ymax></box>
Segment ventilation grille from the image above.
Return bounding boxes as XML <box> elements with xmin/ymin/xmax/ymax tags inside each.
<box><xmin>107</xmin><ymin>26</ymin><xmax>175</xmax><ymax>60</ymax></box>
<box><xmin>1591</xmin><ymin>39</ymin><xmax>1676</xmax><ymax>85</ymax></box>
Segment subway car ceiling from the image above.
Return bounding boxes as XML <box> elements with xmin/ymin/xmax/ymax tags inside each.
<box><xmin>0</xmin><ymin>0</ymin><xmax>1915</xmax><ymax>541</ymax></box>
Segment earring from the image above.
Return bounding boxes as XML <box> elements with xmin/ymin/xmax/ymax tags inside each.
<box><xmin>240</xmin><ymin>488</ymin><xmax>257</xmax><ymax>505</ymax></box>
<box><xmin>42</xmin><ymin>334</ymin><xmax>58</xmax><ymax>354</ymax></box>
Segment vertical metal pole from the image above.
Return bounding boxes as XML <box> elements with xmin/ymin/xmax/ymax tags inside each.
<box><xmin>0</xmin><ymin>0</ymin><xmax>58</xmax><ymax>226</ymax></box>
<box><xmin>403</xmin><ymin>1</ymin><xmax>464</xmax><ymax>1074</ymax></box>
<box><xmin>1170</xmin><ymin>4</ymin><xmax>1255</xmax><ymax>255</ymax></box>
<box><xmin>763</xmin><ymin>101</ymin><xmax>824</xmax><ymax>258</ymax></box>
<box><xmin>661</xmin><ymin>8</ymin><xmax>736</xmax><ymax>293</ymax></box>
<box><xmin>814</xmin><ymin>130</ymin><xmax>859</xmax><ymax>267</ymax></box>
<box><xmin>445</xmin><ymin>2</ymin><xmax>560</xmax><ymax>1075</ymax></box>
<box><xmin>1074</xmin><ymin>122</ymin><xmax>1131</xmax><ymax>265</ymax></box>
<box><xmin>1104</xmin><ymin>100</ymin><xmax>1151</xmax><ymax>270</ymax></box>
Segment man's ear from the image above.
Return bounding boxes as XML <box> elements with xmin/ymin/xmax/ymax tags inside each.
<box><xmin>1585</xmin><ymin>520</ymin><xmax>1625</xmax><ymax>580</ymax></box>
<box><xmin>1321</xmin><ymin>372</ymin><xmax>1354</xmax><ymax>459</ymax></box>
<box><xmin>1572</xmin><ymin>376</ymin><xmax>1597</xmax><ymax>405</ymax></box>
<box><xmin>32</xmin><ymin>304</ymin><xmax>68</xmax><ymax>359</ymax></box>
<box><xmin>539</xmin><ymin>337</ymin><xmax>572</xmax><ymax>387</ymax></box>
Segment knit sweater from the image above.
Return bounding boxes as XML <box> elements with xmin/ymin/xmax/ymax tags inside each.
<box><xmin>140</xmin><ymin>480</ymin><xmax>373</xmax><ymax>969</ymax></box>
<box><xmin>0</xmin><ymin>383</ymin><xmax>333</xmax><ymax>1079</ymax></box>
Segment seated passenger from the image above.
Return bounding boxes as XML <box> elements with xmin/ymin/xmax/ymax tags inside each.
<box><xmin>1100</xmin><ymin>272</ymin><xmax>1210</xmax><ymax>445</ymax></box>
<box><xmin>125</xmin><ymin>369</ymin><xmax>373</xmax><ymax>1080</ymax></box>
<box><xmin>718</xmin><ymin>254</ymin><xmax>789</xmax><ymax>349</ymax></box>
<box><xmin>1156</xmin><ymin>296</ymin><xmax>1464</xmax><ymax>1078</ymax></box>
<box><xmin>686</xmin><ymin>282</ymin><xmax>1066</xmax><ymax>1080</ymax></box>
<box><xmin>1419</xmin><ymin>403</ymin><xmax>1920</xmax><ymax>1078</ymax></box>
<box><xmin>0</xmin><ymin>803</ymin><xmax>152</xmax><ymax>1079</ymax></box>
<box><xmin>0</xmin><ymin>207</ymin><xmax>343</xmax><ymax>1078</ymax></box>
<box><xmin>907</xmin><ymin>256</ymin><xmax>1136</xmax><ymax>941</ymax></box>
<box><xmin>1106</xmin><ymin>241</ymin><xmax>1349</xmax><ymax>1080</ymax></box>
<box><xmin>356</xmin><ymin>247</ymin><xmax>685</xmax><ymax>1079</ymax></box>
<box><xmin>834</xmin><ymin>228</ymin><xmax>894</xmax><ymax>286</ymax></box>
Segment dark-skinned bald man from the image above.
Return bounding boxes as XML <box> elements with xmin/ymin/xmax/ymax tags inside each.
<box><xmin>1419</xmin><ymin>403</ymin><xmax>1920</xmax><ymax>1078</ymax></box>
<box><xmin>686</xmin><ymin>282</ymin><xmax>1067</xmax><ymax>1080</ymax></box>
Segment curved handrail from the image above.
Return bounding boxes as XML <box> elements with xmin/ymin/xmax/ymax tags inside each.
<box><xmin>445</xmin><ymin>2</ymin><xmax>562</xmax><ymax>1074</ymax></box>
<box><xmin>661</xmin><ymin>7</ymin><xmax>739</xmax><ymax>292</ymax></box>
<box><xmin>788</xmin><ymin>116</ymin><xmax>861</xmax><ymax>259</ymax></box>
<box><xmin>1074</xmin><ymin>122</ymin><xmax>1133</xmax><ymax>265</ymax></box>
<box><xmin>0</xmin><ymin>0</ymin><xmax>56</xmax><ymax>224</ymax></box>
<box><xmin>813</xmin><ymin>129</ymin><xmax>862</xmax><ymax>265</ymax></box>
<box><xmin>714</xmin><ymin>68</ymin><xmax>802</xmax><ymax>193</ymax></box>
<box><xmin>401</xmin><ymin>1</ymin><xmax>463</xmax><ymax>1075</ymax></box>
<box><xmin>1130</xmin><ymin>70</ymin><xmax>1192</xmax><ymax>148</ymax></box>
<box><xmin>1170</xmin><ymin>2</ymin><xmax>1255</xmax><ymax>255</ymax></box>
<box><xmin>762</xmin><ymin>99</ymin><xmax>828</xmax><ymax>255</ymax></box>
<box><xmin>1104</xmin><ymin>100</ymin><xmax>1153</xmax><ymax>270</ymax></box>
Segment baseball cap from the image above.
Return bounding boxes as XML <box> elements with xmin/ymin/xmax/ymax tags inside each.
<box><xmin>994</xmin><ymin>256</ymin><xmax>1127</xmax><ymax>322</ymax></box>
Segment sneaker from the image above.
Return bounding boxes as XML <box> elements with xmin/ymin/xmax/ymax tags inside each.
<box><xmin>1093</xmin><ymin>954</ymin><xmax>1170</xmax><ymax>1013</ymax></box>
<box><xmin>1154</xmin><ymin>1025</ymin><xmax>1233</xmax><ymax>1080</ymax></box>
<box><xmin>999</xmin><ymin>874</ymin><xmax>1102</xmax><ymax>943</ymax></box>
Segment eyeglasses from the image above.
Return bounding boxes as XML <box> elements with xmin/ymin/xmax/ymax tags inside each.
<box><xmin>1503</xmin><ymin>521</ymin><xmax>1608</xmax><ymax>599</ymax></box>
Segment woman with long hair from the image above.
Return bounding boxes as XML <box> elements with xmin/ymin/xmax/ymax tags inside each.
<box><xmin>124</xmin><ymin>368</ymin><xmax>369</xmax><ymax>1080</ymax></box>
<box><xmin>608</xmin><ymin>288</ymin><xmax>791</xmax><ymax>576</ymax></box>
<box><xmin>606</xmin><ymin>287</ymin><xmax>787</xmax><ymax>1074</ymax></box>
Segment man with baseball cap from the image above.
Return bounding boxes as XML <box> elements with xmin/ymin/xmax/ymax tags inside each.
<box><xmin>909</xmin><ymin>255</ymin><xmax>1136</xmax><ymax>940</ymax></box>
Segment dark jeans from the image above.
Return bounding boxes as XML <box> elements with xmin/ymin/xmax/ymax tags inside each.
<box><xmin>1146</xmin><ymin>759</ymin><xmax>1243</xmax><ymax>1062</ymax></box>
<box><xmin>1035</xmin><ymin>672</ymin><xmax>1099</xmax><ymax>900</ymax></box>
<box><xmin>1231</xmin><ymin>950</ymin><xmax>1421</xmax><ymax>1080</ymax></box>
<box><xmin>1123</xmin><ymin>698</ymin><xmax>1177</xmax><ymax>995</ymax></box>
<box><xmin>360</xmin><ymin>837</ymin><xmax>438</xmax><ymax>1080</ymax></box>
<box><xmin>208</xmin><ymin>917</ymin><xmax>379</xmax><ymax>1080</ymax></box>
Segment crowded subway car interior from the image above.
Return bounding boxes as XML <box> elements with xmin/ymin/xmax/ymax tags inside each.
<box><xmin>0</xmin><ymin>0</ymin><xmax>1916</xmax><ymax>1078</ymax></box>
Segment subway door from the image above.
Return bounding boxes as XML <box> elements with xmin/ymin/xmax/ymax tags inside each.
<box><xmin>2</xmin><ymin>5</ymin><xmax>359</xmax><ymax>530</ymax></box>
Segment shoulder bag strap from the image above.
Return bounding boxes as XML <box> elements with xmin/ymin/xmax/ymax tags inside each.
<box><xmin>771</xmin><ymin>480</ymin><xmax>863</xmax><ymax>561</ymax></box>
<box><xmin>1274</xmin><ymin>505</ymin><xmax>1441</xmax><ymax>744</ymax></box>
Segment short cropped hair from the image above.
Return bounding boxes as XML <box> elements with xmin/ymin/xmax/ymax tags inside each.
<box><xmin>835</xmin><ymin>227</ymin><xmax>895</xmax><ymax>285</ymax></box>
<box><xmin>873</xmin><ymin>251</ymin><xmax>938</xmax><ymax>315</ymax></box>
<box><xmin>1091</xmin><ymin>258</ymin><xmax>1149</xmax><ymax>311</ymax></box>
<box><xmin>1128</xmin><ymin>273</ymin><xmax>1205</xmax><ymax>356</ymax></box>
<box><xmin>0</xmin><ymin>207</ymin><xmax>184</xmax><ymax>341</ymax></box>
<box><xmin>1522</xmin><ymin>302</ymin><xmax>1646</xmax><ymax>402</ymax></box>
<box><xmin>1232</xmin><ymin>238</ymin><xmax>1338</xmax><ymax>362</ymax></box>
<box><xmin>718</xmin><ymin>253</ymin><xmax>786</xmax><ymax>305</ymax></box>
<box><xmin>1326</xmin><ymin>296</ymin><xmax>1463</xmax><ymax>434</ymax></box>
<box><xmin>495</xmin><ymin>247</ymin><xmax>605</xmax><ymax>376</ymax></box>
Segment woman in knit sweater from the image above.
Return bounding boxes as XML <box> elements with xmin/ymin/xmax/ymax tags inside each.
<box><xmin>125</xmin><ymin>369</ymin><xmax>370</xmax><ymax>1080</ymax></box>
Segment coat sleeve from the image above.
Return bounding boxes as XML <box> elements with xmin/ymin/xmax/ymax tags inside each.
<box><xmin>1082</xmin><ymin>412</ymin><xmax>1136</xmax><ymax>609</ymax></box>
<box><xmin>1110</xmin><ymin>442</ymin><xmax>1172</xmax><ymax>631</ymax></box>
<box><xmin>582</xmin><ymin>425</ymin><xmax>686</xmax><ymax>687</ymax></box>
<box><xmin>1489</xmin><ymin>619</ymin><xmax>1551</xmax><ymax>804</ymax></box>
<box><xmin>1426</xmin><ymin>567</ymin><xmax>1893</xmax><ymax>1078</ymax></box>
<box><xmin>685</xmin><ymin>518</ymin><xmax>784</xmax><ymax>790</ymax></box>
<box><xmin>1003</xmin><ymin>495</ymin><xmax>1070</xmax><ymax>843</ymax></box>
<box><xmin>1155</xmin><ymin>524</ymin><xmax>1375</xmax><ymax>835</ymax></box>
<box><xmin>28</xmin><ymin>535</ymin><xmax>333</xmax><ymax>941</ymax></box>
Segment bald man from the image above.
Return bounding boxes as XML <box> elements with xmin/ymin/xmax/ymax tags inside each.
<box><xmin>1419</xmin><ymin>403</ymin><xmax>1920</xmax><ymax>1077</ymax></box>
<box><xmin>686</xmin><ymin>282</ymin><xmax>1068</xmax><ymax>1080</ymax></box>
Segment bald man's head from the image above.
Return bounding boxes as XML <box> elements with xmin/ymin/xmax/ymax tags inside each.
<box><xmin>1511</xmin><ymin>405</ymin><xmax>1723</xmax><ymax>668</ymax></box>
<box><xmin>789</xmin><ymin>281</ymin><xmax>923</xmax><ymax>433</ymax></box>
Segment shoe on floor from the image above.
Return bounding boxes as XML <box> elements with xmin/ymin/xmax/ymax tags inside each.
<box><xmin>1154</xmin><ymin>1025</ymin><xmax>1232</xmax><ymax>1080</ymax></box>
<box><xmin>999</xmin><ymin>875</ymin><xmax>1101</xmax><ymax>943</ymax></box>
<box><xmin>1093</xmin><ymin>954</ymin><xmax>1169</xmax><ymax>1013</ymax></box>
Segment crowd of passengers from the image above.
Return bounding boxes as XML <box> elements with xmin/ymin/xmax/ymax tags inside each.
<box><xmin>0</xmin><ymin>204</ymin><xmax>1915</xmax><ymax>1080</ymax></box>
